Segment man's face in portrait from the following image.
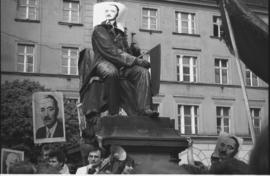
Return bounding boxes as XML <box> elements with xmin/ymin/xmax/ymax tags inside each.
<box><xmin>40</xmin><ymin>97</ymin><xmax>57</xmax><ymax>129</ymax></box>
<box><xmin>88</xmin><ymin>150</ymin><xmax>101</xmax><ymax>167</ymax></box>
<box><xmin>105</xmin><ymin>5</ymin><xmax>118</xmax><ymax>21</ymax></box>
<box><xmin>217</xmin><ymin>136</ymin><xmax>237</xmax><ymax>159</ymax></box>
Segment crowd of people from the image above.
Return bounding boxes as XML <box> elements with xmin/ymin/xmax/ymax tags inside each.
<box><xmin>6</xmin><ymin>141</ymin><xmax>135</xmax><ymax>174</ymax></box>
<box><xmin>180</xmin><ymin>125</ymin><xmax>269</xmax><ymax>174</ymax></box>
<box><xmin>5</xmin><ymin>125</ymin><xmax>268</xmax><ymax>174</ymax></box>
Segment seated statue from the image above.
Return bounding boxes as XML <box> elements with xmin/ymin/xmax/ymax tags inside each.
<box><xmin>78</xmin><ymin>2</ymin><xmax>159</xmax><ymax>121</ymax></box>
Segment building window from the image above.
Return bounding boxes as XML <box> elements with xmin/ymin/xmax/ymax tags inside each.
<box><xmin>213</xmin><ymin>16</ymin><xmax>223</xmax><ymax>37</ymax></box>
<box><xmin>142</xmin><ymin>8</ymin><xmax>158</xmax><ymax>30</ymax></box>
<box><xmin>250</xmin><ymin>108</ymin><xmax>261</xmax><ymax>135</ymax></box>
<box><xmin>215</xmin><ymin>59</ymin><xmax>228</xmax><ymax>84</ymax></box>
<box><xmin>176</xmin><ymin>55</ymin><xmax>197</xmax><ymax>82</ymax></box>
<box><xmin>61</xmin><ymin>47</ymin><xmax>78</xmax><ymax>75</ymax></box>
<box><xmin>17</xmin><ymin>44</ymin><xmax>35</xmax><ymax>72</ymax></box>
<box><xmin>66</xmin><ymin>97</ymin><xmax>79</xmax><ymax>104</ymax></box>
<box><xmin>17</xmin><ymin>0</ymin><xmax>39</xmax><ymax>20</ymax></box>
<box><xmin>216</xmin><ymin>106</ymin><xmax>230</xmax><ymax>134</ymax></box>
<box><xmin>177</xmin><ymin>105</ymin><xmax>199</xmax><ymax>135</ymax></box>
<box><xmin>246</xmin><ymin>68</ymin><xmax>259</xmax><ymax>86</ymax></box>
<box><xmin>63</xmin><ymin>1</ymin><xmax>80</xmax><ymax>23</ymax></box>
<box><xmin>175</xmin><ymin>12</ymin><xmax>196</xmax><ymax>34</ymax></box>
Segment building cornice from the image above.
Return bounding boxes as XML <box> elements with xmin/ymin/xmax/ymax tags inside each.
<box><xmin>129</xmin><ymin>0</ymin><xmax>268</xmax><ymax>14</ymax></box>
<box><xmin>160</xmin><ymin>80</ymin><xmax>269</xmax><ymax>90</ymax></box>
<box><xmin>1</xmin><ymin>71</ymin><xmax>268</xmax><ymax>90</ymax></box>
<box><xmin>1</xmin><ymin>71</ymin><xmax>79</xmax><ymax>79</ymax></box>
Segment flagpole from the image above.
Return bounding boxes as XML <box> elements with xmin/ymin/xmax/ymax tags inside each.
<box><xmin>222</xmin><ymin>0</ymin><xmax>256</xmax><ymax>144</ymax></box>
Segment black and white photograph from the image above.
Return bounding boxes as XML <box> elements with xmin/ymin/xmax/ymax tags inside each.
<box><xmin>1</xmin><ymin>148</ymin><xmax>24</xmax><ymax>174</ymax></box>
<box><xmin>1</xmin><ymin>0</ymin><xmax>269</xmax><ymax>174</ymax></box>
<box><xmin>32</xmin><ymin>92</ymin><xmax>66</xmax><ymax>144</ymax></box>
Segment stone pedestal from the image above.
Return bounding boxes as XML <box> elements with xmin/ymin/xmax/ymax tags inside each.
<box><xmin>96</xmin><ymin>115</ymin><xmax>189</xmax><ymax>174</ymax></box>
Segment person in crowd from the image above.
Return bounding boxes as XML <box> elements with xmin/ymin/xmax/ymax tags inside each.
<box><xmin>48</xmin><ymin>149</ymin><xmax>70</xmax><ymax>174</ymax></box>
<box><xmin>36</xmin><ymin>163</ymin><xmax>60</xmax><ymax>174</ymax></box>
<box><xmin>83</xmin><ymin>2</ymin><xmax>158</xmax><ymax>119</ymax></box>
<box><xmin>39</xmin><ymin>144</ymin><xmax>54</xmax><ymax>163</ymax></box>
<box><xmin>179</xmin><ymin>137</ymin><xmax>208</xmax><ymax>174</ymax></box>
<box><xmin>249</xmin><ymin>125</ymin><xmax>269</xmax><ymax>174</ymax></box>
<box><xmin>8</xmin><ymin>161</ymin><xmax>37</xmax><ymax>174</ymax></box>
<box><xmin>121</xmin><ymin>156</ymin><xmax>135</xmax><ymax>174</ymax></box>
<box><xmin>209</xmin><ymin>156</ymin><xmax>250</xmax><ymax>174</ymax></box>
<box><xmin>185</xmin><ymin>134</ymin><xmax>249</xmax><ymax>174</ymax></box>
<box><xmin>4</xmin><ymin>152</ymin><xmax>20</xmax><ymax>173</ymax></box>
<box><xmin>36</xmin><ymin>94</ymin><xmax>64</xmax><ymax>139</ymax></box>
<box><xmin>76</xmin><ymin>147</ymin><xmax>103</xmax><ymax>174</ymax></box>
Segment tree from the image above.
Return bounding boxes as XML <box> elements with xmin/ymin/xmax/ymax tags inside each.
<box><xmin>1</xmin><ymin>79</ymin><xmax>80</xmax><ymax>163</ymax></box>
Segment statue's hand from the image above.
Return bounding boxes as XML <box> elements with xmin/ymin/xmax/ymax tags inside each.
<box><xmin>135</xmin><ymin>58</ymin><xmax>150</xmax><ymax>68</ymax></box>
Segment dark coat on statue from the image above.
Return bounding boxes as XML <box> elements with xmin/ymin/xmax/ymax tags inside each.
<box><xmin>78</xmin><ymin>22</ymin><xmax>152</xmax><ymax>116</ymax></box>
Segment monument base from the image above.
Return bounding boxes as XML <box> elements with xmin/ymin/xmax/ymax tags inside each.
<box><xmin>96</xmin><ymin>115</ymin><xmax>189</xmax><ymax>174</ymax></box>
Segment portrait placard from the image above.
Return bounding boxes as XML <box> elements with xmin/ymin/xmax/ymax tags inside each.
<box><xmin>32</xmin><ymin>92</ymin><xmax>66</xmax><ymax>144</ymax></box>
<box><xmin>1</xmin><ymin>148</ymin><xmax>24</xmax><ymax>174</ymax></box>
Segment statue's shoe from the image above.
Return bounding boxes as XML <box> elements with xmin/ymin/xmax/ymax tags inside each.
<box><xmin>142</xmin><ymin>109</ymin><xmax>159</xmax><ymax>118</ymax></box>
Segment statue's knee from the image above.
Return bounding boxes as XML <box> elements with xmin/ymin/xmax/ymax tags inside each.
<box><xmin>136</xmin><ymin>66</ymin><xmax>149</xmax><ymax>75</ymax></box>
<box><xmin>106</xmin><ymin>69</ymin><xmax>119</xmax><ymax>78</ymax></box>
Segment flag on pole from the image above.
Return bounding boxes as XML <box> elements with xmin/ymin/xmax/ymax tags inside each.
<box><xmin>217</xmin><ymin>0</ymin><xmax>268</xmax><ymax>83</ymax></box>
<box><xmin>147</xmin><ymin>44</ymin><xmax>161</xmax><ymax>96</ymax></box>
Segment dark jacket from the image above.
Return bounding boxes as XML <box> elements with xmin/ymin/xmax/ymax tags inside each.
<box><xmin>36</xmin><ymin>120</ymin><xmax>64</xmax><ymax>139</ymax></box>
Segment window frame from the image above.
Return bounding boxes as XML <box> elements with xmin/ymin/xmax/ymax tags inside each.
<box><xmin>212</xmin><ymin>16</ymin><xmax>223</xmax><ymax>38</ymax></box>
<box><xmin>177</xmin><ymin>104</ymin><xmax>199</xmax><ymax>135</ymax></box>
<box><xmin>216</xmin><ymin>106</ymin><xmax>231</xmax><ymax>134</ymax></box>
<box><xmin>62</xmin><ymin>0</ymin><xmax>80</xmax><ymax>24</ymax></box>
<box><xmin>16</xmin><ymin>0</ymin><xmax>39</xmax><ymax>20</ymax></box>
<box><xmin>246</xmin><ymin>68</ymin><xmax>259</xmax><ymax>87</ymax></box>
<box><xmin>16</xmin><ymin>43</ymin><xmax>35</xmax><ymax>73</ymax></box>
<box><xmin>176</xmin><ymin>55</ymin><xmax>198</xmax><ymax>82</ymax></box>
<box><xmin>141</xmin><ymin>7</ymin><xmax>159</xmax><ymax>30</ymax></box>
<box><xmin>250</xmin><ymin>108</ymin><xmax>261</xmax><ymax>135</ymax></box>
<box><xmin>214</xmin><ymin>58</ymin><xmax>229</xmax><ymax>84</ymax></box>
<box><xmin>175</xmin><ymin>11</ymin><xmax>196</xmax><ymax>34</ymax></box>
<box><xmin>61</xmin><ymin>46</ymin><xmax>79</xmax><ymax>75</ymax></box>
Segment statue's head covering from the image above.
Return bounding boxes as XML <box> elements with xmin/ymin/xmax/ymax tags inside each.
<box><xmin>93</xmin><ymin>1</ymin><xmax>127</xmax><ymax>32</ymax></box>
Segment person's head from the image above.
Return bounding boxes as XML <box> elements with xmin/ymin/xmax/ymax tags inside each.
<box><xmin>104</xmin><ymin>4</ymin><xmax>119</xmax><ymax>22</ymax></box>
<box><xmin>41</xmin><ymin>144</ymin><xmax>53</xmax><ymax>162</ymax></box>
<box><xmin>88</xmin><ymin>147</ymin><xmax>102</xmax><ymax>167</ymax></box>
<box><xmin>48</xmin><ymin>149</ymin><xmax>66</xmax><ymax>171</ymax></box>
<box><xmin>39</xmin><ymin>95</ymin><xmax>59</xmax><ymax>129</ymax></box>
<box><xmin>214</xmin><ymin>135</ymin><xmax>239</xmax><ymax>160</ymax></box>
<box><xmin>5</xmin><ymin>153</ymin><xmax>20</xmax><ymax>173</ymax></box>
<box><xmin>9</xmin><ymin>161</ymin><xmax>36</xmax><ymax>174</ymax></box>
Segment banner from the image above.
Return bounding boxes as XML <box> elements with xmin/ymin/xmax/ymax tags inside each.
<box><xmin>147</xmin><ymin>44</ymin><xmax>161</xmax><ymax>96</ymax></box>
<box><xmin>218</xmin><ymin>0</ymin><xmax>268</xmax><ymax>83</ymax></box>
